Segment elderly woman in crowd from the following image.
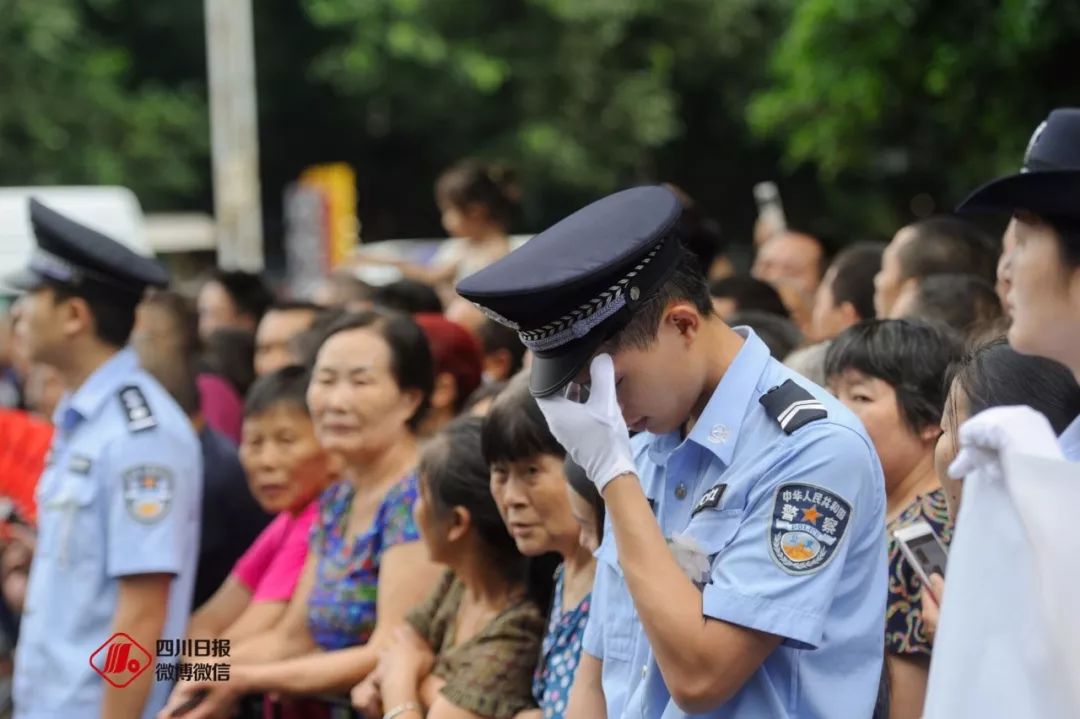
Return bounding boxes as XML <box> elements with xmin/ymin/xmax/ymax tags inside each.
<box><xmin>160</xmin><ymin>310</ymin><xmax>443</xmax><ymax>719</ymax></box>
<box><xmin>351</xmin><ymin>417</ymin><xmax>546</xmax><ymax>719</ymax></box>
<box><xmin>483</xmin><ymin>375</ymin><xmax>602</xmax><ymax>719</ymax></box>
<box><xmin>825</xmin><ymin>319</ymin><xmax>963</xmax><ymax>719</ymax></box>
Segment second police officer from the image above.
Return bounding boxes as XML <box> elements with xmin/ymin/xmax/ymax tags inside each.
<box><xmin>9</xmin><ymin>200</ymin><xmax>202</xmax><ymax>719</ymax></box>
<box><xmin>458</xmin><ymin>186</ymin><xmax>887</xmax><ymax>718</ymax></box>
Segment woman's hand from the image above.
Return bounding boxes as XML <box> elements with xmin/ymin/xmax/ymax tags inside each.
<box><xmin>920</xmin><ymin>573</ymin><xmax>945</xmax><ymax>644</ymax></box>
<box><xmin>155</xmin><ymin>672</ymin><xmax>242</xmax><ymax>719</ymax></box>
<box><xmin>350</xmin><ymin>669</ymin><xmax>383</xmax><ymax>718</ymax></box>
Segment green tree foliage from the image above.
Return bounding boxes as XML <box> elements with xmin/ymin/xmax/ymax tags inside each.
<box><xmin>0</xmin><ymin>0</ymin><xmax>208</xmax><ymax>210</ymax></box>
<box><xmin>300</xmin><ymin>0</ymin><xmax>786</xmax><ymax>232</ymax></box>
<box><xmin>748</xmin><ymin>0</ymin><xmax>1080</xmax><ymax>235</ymax></box>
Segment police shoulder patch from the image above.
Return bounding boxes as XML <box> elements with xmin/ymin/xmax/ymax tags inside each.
<box><xmin>122</xmin><ymin>465</ymin><xmax>174</xmax><ymax>523</ymax></box>
<box><xmin>118</xmin><ymin>385</ymin><xmax>157</xmax><ymax>433</ymax></box>
<box><xmin>768</xmin><ymin>482</ymin><xmax>851</xmax><ymax>575</ymax></box>
<box><xmin>759</xmin><ymin>379</ymin><xmax>828</xmax><ymax>434</ymax></box>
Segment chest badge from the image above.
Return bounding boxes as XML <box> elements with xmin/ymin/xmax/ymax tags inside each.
<box><xmin>769</xmin><ymin>482</ymin><xmax>851</xmax><ymax>574</ymax></box>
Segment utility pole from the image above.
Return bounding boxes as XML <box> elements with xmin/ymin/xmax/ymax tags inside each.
<box><xmin>204</xmin><ymin>0</ymin><xmax>264</xmax><ymax>271</ymax></box>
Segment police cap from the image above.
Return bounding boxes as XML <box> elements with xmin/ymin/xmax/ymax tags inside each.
<box><xmin>5</xmin><ymin>198</ymin><xmax>169</xmax><ymax>301</ymax></box>
<box><xmin>457</xmin><ymin>185</ymin><xmax>684</xmax><ymax>397</ymax></box>
<box><xmin>958</xmin><ymin>108</ymin><xmax>1080</xmax><ymax>234</ymax></box>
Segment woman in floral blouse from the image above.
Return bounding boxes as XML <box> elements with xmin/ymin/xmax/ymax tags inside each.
<box><xmin>160</xmin><ymin>310</ymin><xmax>444</xmax><ymax>719</ymax></box>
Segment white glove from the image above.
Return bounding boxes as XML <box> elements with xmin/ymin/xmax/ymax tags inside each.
<box><xmin>536</xmin><ymin>354</ymin><xmax>637</xmax><ymax>491</ymax></box>
<box><xmin>948</xmin><ymin>405</ymin><xmax>1065</xmax><ymax>480</ymax></box>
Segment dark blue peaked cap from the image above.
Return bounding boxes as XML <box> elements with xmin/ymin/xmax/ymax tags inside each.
<box><xmin>456</xmin><ymin>185</ymin><xmax>684</xmax><ymax>397</ymax></box>
<box><xmin>958</xmin><ymin>108</ymin><xmax>1080</xmax><ymax>233</ymax></box>
<box><xmin>6</xmin><ymin>199</ymin><xmax>169</xmax><ymax>300</ymax></box>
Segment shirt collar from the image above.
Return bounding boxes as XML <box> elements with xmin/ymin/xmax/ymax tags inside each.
<box><xmin>54</xmin><ymin>348</ymin><xmax>139</xmax><ymax>428</ymax></box>
<box><xmin>646</xmin><ymin>327</ymin><xmax>771</xmax><ymax>466</ymax></box>
<box><xmin>1059</xmin><ymin>413</ymin><xmax>1080</xmax><ymax>461</ymax></box>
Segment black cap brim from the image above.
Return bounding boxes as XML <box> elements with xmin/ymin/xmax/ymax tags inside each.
<box><xmin>527</xmin><ymin>305</ymin><xmax>635</xmax><ymax>398</ymax></box>
<box><xmin>957</xmin><ymin>169</ymin><xmax>1080</xmax><ymax>216</ymax></box>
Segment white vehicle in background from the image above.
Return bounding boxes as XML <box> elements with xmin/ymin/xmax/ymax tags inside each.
<box><xmin>0</xmin><ymin>186</ymin><xmax>215</xmax><ymax>297</ymax></box>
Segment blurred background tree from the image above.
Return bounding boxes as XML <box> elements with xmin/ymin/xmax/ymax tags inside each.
<box><xmin>748</xmin><ymin>0</ymin><xmax>1080</xmax><ymax>236</ymax></box>
<box><xmin>3</xmin><ymin>0</ymin><xmax>1078</xmax><ymax>257</ymax></box>
<box><xmin>0</xmin><ymin>0</ymin><xmax>208</xmax><ymax>209</ymax></box>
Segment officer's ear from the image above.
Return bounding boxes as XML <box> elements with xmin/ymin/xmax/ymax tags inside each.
<box><xmin>55</xmin><ymin>294</ymin><xmax>95</xmax><ymax>339</ymax></box>
<box><xmin>918</xmin><ymin>421</ymin><xmax>943</xmax><ymax>445</ymax></box>
<box><xmin>664</xmin><ymin>302</ymin><xmax>703</xmax><ymax>344</ymax></box>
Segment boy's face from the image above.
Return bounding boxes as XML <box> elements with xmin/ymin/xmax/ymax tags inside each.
<box><xmin>239</xmin><ymin>404</ymin><xmax>331</xmax><ymax>514</ymax></box>
<box><xmin>588</xmin><ymin>303</ymin><xmax>706</xmax><ymax>436</ymax></box>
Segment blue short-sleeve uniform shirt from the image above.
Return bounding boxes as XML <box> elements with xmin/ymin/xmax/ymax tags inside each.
<box><xmin>14</xmin><ymin>349</ymin><xmax>202</xmax><ymax>719</ymax></box>
<box><xmin>582</xmin><ymin>328</ymin><xmax>887</xmax><ymax>718</ymax></box>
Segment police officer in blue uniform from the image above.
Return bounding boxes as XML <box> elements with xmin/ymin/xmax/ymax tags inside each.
<box><xmin>7</xmin><ymin>200</ymin><xmax>202</xmax><ymax>719</ymax></box>
<box><xmin>458</xmin><ymin>186</ymin><xmax>887</xmax><ymax>718</ymax></box>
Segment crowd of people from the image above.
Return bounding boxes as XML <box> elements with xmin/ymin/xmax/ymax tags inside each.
<box><xmin>0</xmin><ymin>108</ymin><xmax>1078</xmax><ymax>719</ymax></box>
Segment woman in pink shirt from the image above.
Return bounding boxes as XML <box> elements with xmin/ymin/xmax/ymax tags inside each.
<box><xmin>185</xmin><ymin>365</ymin><xmax>334</xmax><ymax>643</ymax></box>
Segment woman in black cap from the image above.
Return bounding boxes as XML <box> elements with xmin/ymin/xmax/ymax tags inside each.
<box><xmin>950</xmin><ymin>107</ymin><xmax>1080</xmax><ymax>465</ymax></box>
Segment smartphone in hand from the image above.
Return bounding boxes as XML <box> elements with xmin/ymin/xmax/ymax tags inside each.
<box><xmin>893</xmin><ymin>520</ymin><xmax>948</xmax><ymax>588</ymax></box>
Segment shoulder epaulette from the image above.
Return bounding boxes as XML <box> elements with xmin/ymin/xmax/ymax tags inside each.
<box><xmin>759</xmin><ymin>379</ymin><xmax>827</xmax><ymax>434</ymax></box>
<box><xmin>118</xmin><ymin>385</ymin><xmax>157</xmax><ymax>433</ymax></box>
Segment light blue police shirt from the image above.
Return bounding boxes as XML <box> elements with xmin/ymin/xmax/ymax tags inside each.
<box><xmin>14</xmin><ymin>348</ymin><xmax>202</xmax><ymax>719</ymax></box>
<box><xmin>582</xmin><ymin>328</ymin><xmax>887</xmax><ymax>718</ymax></box>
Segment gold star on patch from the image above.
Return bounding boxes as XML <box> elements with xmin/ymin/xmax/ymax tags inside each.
<box><xmin>801</xmin><ymin>506</ymin><xmax>821</xmax><ymax>523</ymax></box>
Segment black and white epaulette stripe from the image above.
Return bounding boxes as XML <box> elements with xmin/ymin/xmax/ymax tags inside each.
<box><xmin>759</xmin><ymin>379</ymin><xmax>828</xmax><ymax>434</ymax></box>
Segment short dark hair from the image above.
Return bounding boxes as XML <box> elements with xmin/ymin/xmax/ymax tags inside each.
<box><xmin>825</xmin><ymin>319</ymin><xmax>964</xmax><ymax>433</ymax></box>
<box><xmin>708</xmin><ymin>276</ymin><xmax>789</xmax><ymax>318</ymax></box>
<box><xmin>898</xmin><ymin>216</ymin><xmax>998</xmax><ymax>285</ymax></box>
<box><xmin>371</xmin><ymin>279</ymin><xmax>444</xmax><ymax>315</ymax></box>
<box><xmin>1044</xmin><ymin>215</ymin><xmax>1080</xmax><ymax>270</ymax></box>
<box><xmin>728</xmin><ymin>310</ymin><xmax>803</xmax><ymax>359</ymax></box>
<box><xmin>902</xmin><ymin>273</ymin><xmax>1003</xmax><ymax>339</ymax></box>
<box><xmin>607</xmin><ymin>245</ymin><xmax>713</xmax><ymax>352</ymax></box>
<box><xmin>46</xmin><ymin>280</ymin><xmax>138</xmax><ymax>348</ymax></box>
<box><xmin>946</xmin><ymin>338</ymin><xmax>1080</xmax><ymax>435</ymax></box>
<box><xmin>316</xmin><ymin>310</ymin><xmax>434</xmax><ymax>431</ymax></box>
<box><xmin>244</xmin><ymin>364</ymin><xmax>311</xmax><ymax>418</ymax></box>
<box><xmin>482</xmin><ymin>374</ymin><xmax>566</xmax><ymax>466</ymax></box>
<box><xmin>828</xmin><ymin>242</ymin><xmax>884</xmax><ymax>321</ymax></box>
<box><xmin>475</xmin><ymin>319</ymin><xmax>526</xmax><ymax>377</ymax></box>
<box><xmin>204</xmin><ymin>328</ymin><xmax>256</xmax><ymax>397</ymax></box>
<box><xmin>435</xmin><ymin>160</ymin><xmax>521</xmax><ymax>228</ymax></box>
<box><xmin>420</xmin><ymin>416</ymin><xmax>525</xmax><ymax>572</ymax></box>
<box><xmin>211</xmin><ymin>270</ymin><xmax>274</xmax><ymax>323</ymax></box>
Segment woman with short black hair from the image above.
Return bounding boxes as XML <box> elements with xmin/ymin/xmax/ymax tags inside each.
<box><xmin>826</xmin><ymin>318</ymin><xmax>964</xmax><ymax>719</ymax></box>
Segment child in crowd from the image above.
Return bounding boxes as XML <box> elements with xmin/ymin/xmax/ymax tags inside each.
<box><xmin>353</xmin><ymin>159</ymin><xmax>519</xmax><ymax>305</ymax></box>
<box><xmin>483</xmin><ymin>375</ymin><xmax>600</xmax><ymax>719</ymax></box>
